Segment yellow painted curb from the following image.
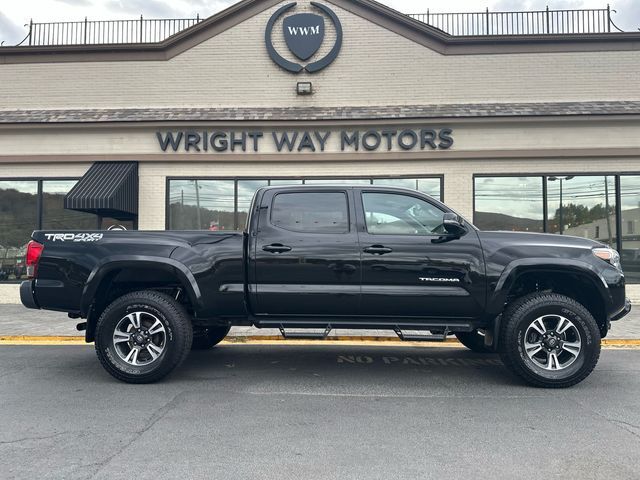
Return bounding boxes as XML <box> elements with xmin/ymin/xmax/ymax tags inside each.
<box><xmin>0</xmin><ymin>335</ymin><xmax>87</xmax><ymax>345</ymax></box>
<box><xmin>0</xmin><ymin>335</ymin><xmax>639</xmax><ymax>348</ymax></box>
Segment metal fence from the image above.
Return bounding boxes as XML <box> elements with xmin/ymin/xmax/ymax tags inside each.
<box><xmin>21</xmin><ymin>16</ymin><xmax>202</xmax><ymax>46</ymax></box>
<box><xmin>408</xmin><ymin>6</ymin><xmax>624</xmax><ymax>36</ymax></box>
<box><xmin>10</xmin><ymin>6</ymin><xmax>627</xmax><ymax>47</ymax></box>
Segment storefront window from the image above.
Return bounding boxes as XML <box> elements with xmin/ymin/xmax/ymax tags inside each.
<box><xmin>0</xmin><ymin>181</ymin><xmax>38</xmax><ymax>282</ymax></box>
<box><xmin>473</xmin><ymin>173</ymin><xmax>636</xmax><ymax>279</ymax></box>
<box><xmin>237</xmin><ymin>180</ymin><xmax>269</xmax><ymax>228</ymax></box>
<box><xmin>620</xmin><ymin>175</ymin><xmax>640</xmax><ymax>282</ymax></box>
<box><xmin>372</xmin><ymin>178</ymin><xmax>442</xmax><ymax>200</ymax></box>
<box><xmin>547</xmin><ymin>175</ymin><xmax>617</xmax><ymax>248</ymax></box>
<box><xmin>304</xmin><ymin>178</ymin><xmax>371</xmax><ymax>185</ymax></box>
<box><xmin>268</xmin><ymin>179</ymin><xmax>304</xmax><ymax>186</ymax></box>
<box><xmin>42</xmin><ymin>180</ymin><xmax>96</xmax><ymax>230</ymax></box>
<box><xmin>168</xmin><ymin>180</ymin><xmax>235</xmax><ymax>231</ymax></box>
<box><xmin>474</xmin><ymin>177</ymin><xmax>544</xmax><ymax>232</ymax></box>
<box><xmin>168</xmin><ymin>177</ymin><xmax>442</xmax><ymax>231</ymax></box>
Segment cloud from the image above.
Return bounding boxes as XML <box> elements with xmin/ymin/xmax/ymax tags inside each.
<box><xmin>0</xmin><ymin>12</ymin><xmax>27</xmax><ymax>45</ymax></box>
<box><xmin>104</xmin><ymin>0</ymin><xmax>182</xmax><ymax>18</ymax></box>
<box><xmin>610</xmin><ymin>0</ymin><xmax>640</xmax><ymax>31</ymax></box>
<box><xmin>493</xmin><ymin>0</ymin><xmax>586</xmax><ymax>9</ymax></box>
<box><xmin>55</xmin><ymin>0</ymin><xmax>93</xmax><ymax>6</ymax></box>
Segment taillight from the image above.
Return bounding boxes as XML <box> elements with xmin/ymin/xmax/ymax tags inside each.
<box><xmin>26</xmin><ymin>240</ymin><xmax>44</xmax><ymax>279</ymax></box>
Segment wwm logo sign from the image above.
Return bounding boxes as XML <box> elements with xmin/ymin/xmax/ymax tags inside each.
<box><xmin>287</xmin><ymin>25</ymin><xmax>321</xmax><ymax>36</ymax></box>
<box><xmin>266</xmin><ymin>2</ymin><xmax>343</xmax><ymax>73</ymax></box>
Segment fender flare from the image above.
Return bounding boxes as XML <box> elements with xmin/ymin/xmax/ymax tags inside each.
<box><xmin>80</xmin><ymin>255</ymin><xmax>203</xmax><ymax>317</ymax></box>
<box><xmin>487</xmin><ymin>258</ymin><xmax>611</xmax><ymax>316</ymax></box>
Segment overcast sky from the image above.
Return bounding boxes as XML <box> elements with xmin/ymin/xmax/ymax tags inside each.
<box><xmin>1</xmin><ymin>0</ymin><xmax>639</xmax><ymax>45</ymax></box>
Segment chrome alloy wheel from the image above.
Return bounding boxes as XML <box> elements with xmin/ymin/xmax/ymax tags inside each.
<box><xmin>523</xmin><ymin>315</ymin><xmax>582</xmax><ymax>371</ymax></box>
<box><xmin>112</xmin><ymin>312</ymin><xmax>166</xmax><ymax>366</ymax></box>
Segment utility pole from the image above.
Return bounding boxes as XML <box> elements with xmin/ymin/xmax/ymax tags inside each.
<box><xmin>194</xmin><ymin>180</ymin><xmax>201</xmax><ymax>229</ymax></box>
<box><xmin>604</xmin><ymin>177</ymin><xmax>613</xmax><ymax>246</ymax></box>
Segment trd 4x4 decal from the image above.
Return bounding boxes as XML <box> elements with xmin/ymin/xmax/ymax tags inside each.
<box><xmin>44</xmin><ymin>233</ymin><xmax>104</xmax><ymax>242</ymax></box>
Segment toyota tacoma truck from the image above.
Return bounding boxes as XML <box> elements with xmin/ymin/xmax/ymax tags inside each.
<box><xmin>20</xmin><ymin>185</ymin><xmax>631</xmax><ymax>386</ymax></box>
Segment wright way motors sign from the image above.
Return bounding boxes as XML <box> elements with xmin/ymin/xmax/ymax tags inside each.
<box><xmin>156</xmin><ymin>128</ymin><xmax>454</xmax><ymax>153</ymax></box>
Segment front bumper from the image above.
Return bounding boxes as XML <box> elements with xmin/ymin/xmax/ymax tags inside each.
<box><xmin>20</xmin><ymin>280</ymin><xmax>39</xmax><ymax>310</ymax></box>
<box><xmin>611</xmin><ymin>297</ymin><xmax>631</xmax><ymax>321</ymax></box>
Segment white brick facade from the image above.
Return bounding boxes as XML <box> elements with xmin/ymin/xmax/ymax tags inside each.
<box><xmin>2</xmin><ymin>1</ymin><xmax>640</xmax><ymax>109</ymax></box>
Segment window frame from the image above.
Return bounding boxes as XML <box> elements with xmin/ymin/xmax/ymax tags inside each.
<box><xmin>166</xmin><ymin>175</ymin><xmax>444</xmax><ymax>230</ymax></box>
<box><xmin>472</xmin><ymin>171</ymin><xmax>640</xmax><ymax>255</ymax></box>
<box><xmin>359</xmin><ymin>190</ymin><xmax>448</xmax><ymax>237</ymax></box>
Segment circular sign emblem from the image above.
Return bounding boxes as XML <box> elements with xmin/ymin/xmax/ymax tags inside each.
<box><xmin>265</xmin><ymin>2</ymin><xmax>343</xmax><ymax>73</ymax></box>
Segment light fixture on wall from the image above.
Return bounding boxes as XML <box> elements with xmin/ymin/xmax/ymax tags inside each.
<box><xmin>296</xmin><ymin>82</ymin><xmax>313</xmax><ymax>95</ymax></box>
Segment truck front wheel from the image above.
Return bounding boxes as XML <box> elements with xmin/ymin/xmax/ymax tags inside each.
<box><xmin>94</xmin><ymin>291</ymin><xmax>193</xmax><ymax>383</ymax></box>
<box><xmin>499</xmin><ymin>292</ymin><xmax>601</xmax><ymax>388</ymax></box>
<box><xmin>191</xmin><ymin>326</ymin><xmax>231</xmax><ymax>350</ymax></box>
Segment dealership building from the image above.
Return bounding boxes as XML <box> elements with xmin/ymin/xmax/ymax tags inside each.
<box><xmin>1</xmin><ymin>0</ymin><xmax>640</xmax><ymax>302</ymax></box>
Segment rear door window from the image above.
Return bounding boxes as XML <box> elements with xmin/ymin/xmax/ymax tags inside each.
<box><xmin>271</xmin><ymin>192</ymin><xmax>349</xmax><ymax>234</ymax></box>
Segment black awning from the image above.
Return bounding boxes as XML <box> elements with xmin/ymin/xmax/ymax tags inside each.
<box><xmin>64</xmin><ymin>162</ymin><xmax>138</xmax><ymax>219</ymax></box>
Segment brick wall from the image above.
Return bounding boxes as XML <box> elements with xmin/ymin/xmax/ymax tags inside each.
<box><xmin>1</xmin><ymin>0</ymin><xmax>640</xmax><ymax>110</ymax></box>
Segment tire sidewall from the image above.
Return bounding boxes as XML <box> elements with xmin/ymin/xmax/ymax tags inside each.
<box><xmin>512</xmin><ymin>300</ymin><xmax>599</xmax><ymax>383</ymax></box>
<box><xmin>97</xmin><ymin>298</ymin><xmax>179</xmax><ymax>378</ymax></box>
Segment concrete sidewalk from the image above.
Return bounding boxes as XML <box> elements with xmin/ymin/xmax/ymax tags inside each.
<box><xmin>0</xmin><ymin>304</ymin><xmax>638</xmax><ymax>339</ymax></box>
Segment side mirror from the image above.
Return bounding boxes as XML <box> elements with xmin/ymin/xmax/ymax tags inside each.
<box><xmin>442</xmin><ymin>212</ymin><xmax>467</xmax><ymax>236</ymax></box>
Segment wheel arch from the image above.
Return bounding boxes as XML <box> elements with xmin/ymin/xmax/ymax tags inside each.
<box><xmin>489</xmin><ymin>259</ymin><xmax>611</xmax><ymax>336</ymax></box>
<box><xmin>82</xmin><ymin>256</ymin><xmax>202</xmax><ymax>342</ymax></box>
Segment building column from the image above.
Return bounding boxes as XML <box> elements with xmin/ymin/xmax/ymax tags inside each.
<box><xmin>138</xmin><ymin>172</ymin><xmax>166</xmax><ymax>230</ymax></box>
<box><xmin>444</xmin><ymin>171</ymin><xmax>474</xmax><ymax>221</ymax></box>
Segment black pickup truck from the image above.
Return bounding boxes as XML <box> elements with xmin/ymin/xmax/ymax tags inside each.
<box><xmin>21</xmin><ymin>186</ymin><xmax>630</xmax><ymax>386</ymax></box>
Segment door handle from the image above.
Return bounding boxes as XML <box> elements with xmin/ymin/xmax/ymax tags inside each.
<box><xmin>363</xmin><ymin>245</ymin><xmax>393</xmax><ymax>255</ymax></box>
<box><xmin>262</xmin><ymin>243</ymin><xmax>292</xmax><ymax>253</ymax></box>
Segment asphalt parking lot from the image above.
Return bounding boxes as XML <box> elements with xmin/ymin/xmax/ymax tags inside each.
<box><xmin>1</xmin><ymin>343</ymin><xmax>639</xmax><ymax>480</ymax></box>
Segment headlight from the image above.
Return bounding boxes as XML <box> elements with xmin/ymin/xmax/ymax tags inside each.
<box><xmin>593</xmin><ymin>247</ymin><xmax>622</xmax><ymax>270</ymax></box>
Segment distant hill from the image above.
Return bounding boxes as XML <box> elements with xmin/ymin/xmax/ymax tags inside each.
<box><xmin>474</xmin><ymin>211</ymin><xmax>543</xmax><ymax>232</ymax></box>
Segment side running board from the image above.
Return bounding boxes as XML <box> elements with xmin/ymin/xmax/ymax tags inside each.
<box><xmin>279</xmin><ymin>325</ymin><xmax>332</xmax><ymax>340</ymax></box>
<box><xmin>394</xmin><ymin>327</ymin><xmax>450</xmax><ymax>342</ymax></box>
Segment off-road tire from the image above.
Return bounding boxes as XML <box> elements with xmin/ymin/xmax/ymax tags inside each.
<box><xmin>455</xmin><ymin>331</ymin><xmax>493</xmax><ymax>353</ymax></box>
<box><xmin>191</xmin><ymin>326</ymin><xmax>231</xmax><ymax>350</ymax></box>
<box><xmin>94</xmin><ymin>290</ymin><xmax>193</xmax><ymax>384</ymax></box>
<box><xmin>499</xmin><ymin>292</ymin><xmax>601</xmax><ymax>388</ymax></box>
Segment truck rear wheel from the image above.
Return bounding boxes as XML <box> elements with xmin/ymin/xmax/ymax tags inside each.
<box><xmin>191</xmin><ymin>326</ymin><xmax>231</xmax><ymax>350</ymax></box>
<box><xmin>499</xmin><ymin>292</ymin><xmax>601</xmax><ymax>388</ymax></box>
<box><xmin>455</xmin><ymin>331</ymin><xmax>493</xmax><ymax>353</ymax></box>
<box><xmin>94</xmin><ymin>291</ymin><xmax>193</xmax><ymax>384</ymax></box>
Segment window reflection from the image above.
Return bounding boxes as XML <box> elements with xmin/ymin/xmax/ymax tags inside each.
<box><xmin>474</xmin><ymin>177</ymin><xmax>544</xmax><ymax>232</ymax></box>
<box><xmin>372</xmin><ymin>178</ymin><xmax>442</xmax><ymax>200</ymax></box>
<box><xmin>42</xmin><ymin>180</ymin><xmax>96</xmax><ymax>230</ymax></box>
<box><xmin>0</xmin><ymin>181</ymin><xmax>38</xmax><ymax>282</ymax></box>
<box><xmin>237</xmin><ymin>180</ymin><xmax>269</xmax><ymax>229</ymax></box>
<box><xmin>547</xmin><ymin>176</ymin><xmax>616</xmax><ymax>247</ymax></box>
<box><xmin>168</xmin><ymin>180</ymin><xmax>235</xmax><ymax>231</ymax></box>
<box><xmin>303</xmin><ymin>179</ymin><xmax>371</xmax><ymax>185</ymax></box>
<box><xmin>168</xmin><ymin>177</ymin><xmax>443</xmax><ymax>231</ymax></box>
<box><xmin>268</xmin><ymin>179</ymin><xmax>304</xmax><ymax>186</ymax></box>
<box><xmin>620</xmin><ymin>175</ymin><xmax>640</xmax><ymax>282</ymax></box>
